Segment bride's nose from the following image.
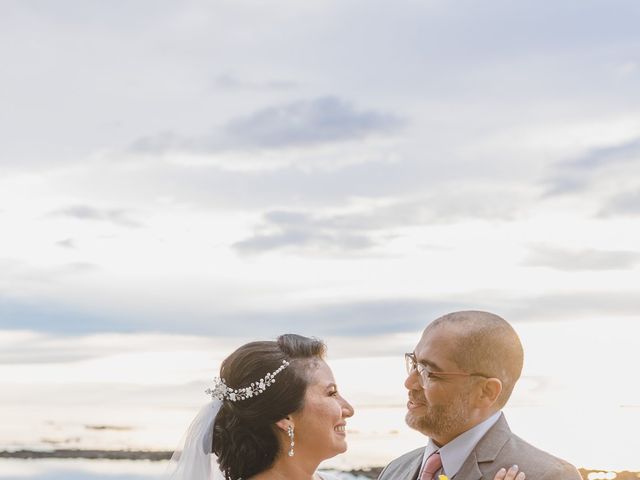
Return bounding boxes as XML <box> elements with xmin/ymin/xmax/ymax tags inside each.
<box><xmin>340</xmin><ymin>397</ymin><xmax>355</xmax><ymax>418</ymax></box>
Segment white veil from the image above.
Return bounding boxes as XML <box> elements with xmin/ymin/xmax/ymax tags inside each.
<box><xmin>164</xmin><ymin>400</ymin><xmax>226</xmax><ymax>480</ymax></box>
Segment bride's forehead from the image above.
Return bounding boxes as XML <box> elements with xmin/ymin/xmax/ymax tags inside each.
<box><xmin>305</xmin><ymin>359</ymin><xmax>335</xmax><ymax>386</ymax></box>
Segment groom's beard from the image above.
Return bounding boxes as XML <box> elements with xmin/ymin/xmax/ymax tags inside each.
<box><xmin>405</xmin><ymin>392</ymin><xmax>471</xmax><ymax>442</ymax></box>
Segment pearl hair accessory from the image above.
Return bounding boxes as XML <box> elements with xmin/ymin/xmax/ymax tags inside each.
<box><xmin>205</xmin><ymin>360</ymin><xmax>290</xmax><ymax>402</ymax></box>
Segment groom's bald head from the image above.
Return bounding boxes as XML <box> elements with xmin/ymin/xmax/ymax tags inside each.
<box><xmin>425</xmin><ymin>310</ymin><xmax>524</xmax><ymax>408</ymax></box>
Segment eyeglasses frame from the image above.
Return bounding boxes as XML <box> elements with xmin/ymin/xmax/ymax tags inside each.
<box><xmin>404</xmin><ymin>352</ymin><xmax>490</xmax><ymax>386</ymax></box>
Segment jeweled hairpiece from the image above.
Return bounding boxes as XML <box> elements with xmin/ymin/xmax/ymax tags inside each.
<box><xmin>205</xmin><ymin>360</ymin><xmax>290</xmax><ymax>402</ymax></box>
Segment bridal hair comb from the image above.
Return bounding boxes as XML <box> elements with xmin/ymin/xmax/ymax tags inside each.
<box><xmin>205</xmin><ymin>360</ymin><xmax>290</xmax><ymax>402</ymax></box>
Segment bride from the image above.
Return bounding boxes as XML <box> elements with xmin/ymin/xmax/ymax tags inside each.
<box><xmin>167</xmin><ymin>334</ymin><xmax>525</xmax><ymax>480</ymax></box>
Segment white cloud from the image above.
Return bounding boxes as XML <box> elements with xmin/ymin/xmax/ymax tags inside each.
<box><xmin>50</xmin><ymin>205</ymin><xmax>142</xmax><ymax>228</ymax></box>
<box><xmin>0</xmin><ymin>0</ymin><xmax>639</xmax><ymax>347</ymax></box>
<box><xmin>128</xmin><ymin>96</ymin><xmax>405</xmax><ymax>162</ymax></box>
<box><xmin>524</xmin><ymin>244</ymin><xmax>640</xmax><ymax>271</ymax></box>
<box><xmin>599</xmin><ymin>189</ymin><xmax>640</xmax><ymax>217</ymax></box>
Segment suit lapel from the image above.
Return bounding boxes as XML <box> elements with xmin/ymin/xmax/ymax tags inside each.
<box><xmin>455</xmin><ymin>451</ymin><xmax>482</xmax><ymax>480</ymax></box>
<box><xmin>474</xmin><ymin>413</ymin><xmax>511</xmax><ymax>463</ymax></box>
<box><xmin>453</xmin><ymin>413</ymin><xmax>512</xmax><ymax>480</ymax></box>
<box><xmin>405</xmin><ymin>448</ymin><xmax>424</xmax><ymax>479</ymax></box>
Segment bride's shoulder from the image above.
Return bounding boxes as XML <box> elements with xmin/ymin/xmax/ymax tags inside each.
<box><xmin>318</xmin><ymin>473</ymin><xmax>342</xmax><ymax>480</ymax></box>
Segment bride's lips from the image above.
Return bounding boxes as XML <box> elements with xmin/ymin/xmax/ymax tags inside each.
<box><xmin>334</xmin><ymin>423</ymin><xmax>347</xmax><ymax>436</ymax></box>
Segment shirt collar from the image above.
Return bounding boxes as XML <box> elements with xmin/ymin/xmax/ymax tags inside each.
<box><xmin>421</xmin><ymin>411</ymin><xmax>502</xmax><ymax>478</ymax></box>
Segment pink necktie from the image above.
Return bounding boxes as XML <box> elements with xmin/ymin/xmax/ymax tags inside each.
<box><xmin>420</xmin><ymin>452</ymin><xmax>442</xmax><ymax>480</ymax></box>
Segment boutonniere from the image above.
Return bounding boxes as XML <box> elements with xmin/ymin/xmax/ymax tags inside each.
<box><xmin>438</xmin><ymin>475</ymin><xmax>449</xmax><ymax>480</ymax></box>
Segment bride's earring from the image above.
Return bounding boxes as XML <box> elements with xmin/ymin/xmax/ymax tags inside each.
<box><xmin>287</xmin><ymin>425</ymin><xmax>295</xmax><ymax>457</ymax></box>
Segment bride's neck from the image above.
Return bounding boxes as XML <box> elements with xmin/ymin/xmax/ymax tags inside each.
<box><xmin>251</xmin><ymin>452</ymin><xmax>320</xmax><ymax>480</ymax></box>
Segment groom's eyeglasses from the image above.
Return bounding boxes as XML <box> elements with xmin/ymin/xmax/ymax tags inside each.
<box><xmin>404</xmin><ymin>352</ymin><xmax>489</xmax><ymax>387</ymax></box>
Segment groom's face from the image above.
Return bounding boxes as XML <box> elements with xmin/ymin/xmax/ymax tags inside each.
<box><xmin>404</xmin><ymin>325</ymin><xmax>476</xmax><ymax>446</ymax></box>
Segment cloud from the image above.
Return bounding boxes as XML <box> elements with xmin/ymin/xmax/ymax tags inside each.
<box><xmin>233</xmin><ymin>210</ymin><xmax>376</xmax><ymax>255</ymax></box>
<box><xmin>213</xmin><ymin>73</ymin><xmax>298</xmax><ymax>91</ymax></box>
<box><xmin>233</xmin><ymin>190</ymin><xmax>524</xmax><ymax>255</ymax></box>
<box><xmin>0</xmin><ymin>260</ymin><xmax>99</xmax><ymax>292</ymax></box>
<box><xmin>0</xmin><ymin>331</ymin><xmax>99</xmax><ymax>365</ymax></box>
<box><xmin>56</xmin><ymin>238</ymin><xmax>76</xmax><ymax>249</ymax></box>
<box><xmin>51</xmin><ymin>205</ymin><xmax>141</xmax><ymax>228</ymax></box>
<box><xmin>252</xmin><ymin>299</ymin><xmax>459</xmax><ymax>336</ymax></box>
<box><xmin>504</xmin><ymin>291</ymin><xmax>640</xmax><ymax>322</ymax></box>
<box><xmin>233</xmin><ymin>230</ymin><xmax>374</xmax><ymax>255</ymax></box>
<box><xmin>3</xmin><ymin>289</ymin><xmax>640</xmax><ymax>339</ymax></box>
<box><xmin>0</xmin><ymin>296</ymin><xmax>458</xmax><ymax>337</ymax></box>
<box><xmin>130</xmin><ymin>96</ymin><xmax>405</xmax><ymax>154</ymax></box>
<box><xmin>0</xmin><ymin>329</ymin><xmax>224</xmax><ymax>366</ymax></box>
<box><xmin>565</xmin><ymin>137</ymin><xmax>640</xmax><ymax>171</ymax></box>
<box><xmin>58</xmin><ymin>154</ymin><xmax>424</xmax><ymax>210</ymax></box>
<box><xmin>0</xmin><ymin>296</ymin><xmax>118</xmax><ymax>335</ymax></box>
<box><xmin>5</xmin><ymin>0</ymin><xmax>640</xmax><ymax>364</ymax></box>
<box><xmin>524</xmin><ymin>244</ymin><xmax>640</xmax><ymax>271</ymax></box>
<box><xmin>599</xmin><ymin>189</ymin><xmax>640</xmax><ymax>217</ymax></box>
<box><xmin>4</xmin><ymin>0</ymin><xmax>640</xmax><ymax>175</ymax></box>
<box><xmin>222</xmin><ymin>96</ymin><xmax>404</xmax><ymax>149</ymax></box>
<box><xmin>544</xmin><ymin>136</ymin><xmax>640</xmax><ymax>195</ymax></box>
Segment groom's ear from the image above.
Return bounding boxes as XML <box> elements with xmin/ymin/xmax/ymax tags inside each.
<box><xmin>477</xmin><ymin>378</ymin><xmax>502</xmax><ymax>408</ymax></box>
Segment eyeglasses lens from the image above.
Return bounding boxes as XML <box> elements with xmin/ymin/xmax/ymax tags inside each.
<box><xmin>405</xmin><ymin>353</ymin><xmax>428</xmax><ymax>386</ymax></box>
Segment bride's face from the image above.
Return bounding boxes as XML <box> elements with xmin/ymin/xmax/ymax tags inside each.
<box><xmin>290</xmin><ymin>360</ymin><xmax>354</xmax><ymax>461</ymax></box>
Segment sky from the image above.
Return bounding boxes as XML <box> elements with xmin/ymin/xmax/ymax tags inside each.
<box><xmin>1</xmin><ymin>0</ymin><xmax>640</xmax><ymax>470</ymax></box>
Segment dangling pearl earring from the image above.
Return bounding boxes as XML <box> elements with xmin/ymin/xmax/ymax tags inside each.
<box><xmin>287</xmin><ymin>425</ymin><xmax>295</xmax><ymax>457</ymax></box>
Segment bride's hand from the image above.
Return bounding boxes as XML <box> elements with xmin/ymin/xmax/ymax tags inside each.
<box><xmin>493</xmin><ymin>465</ymin><xmax>525</xmax><ymax>480</ymax></box>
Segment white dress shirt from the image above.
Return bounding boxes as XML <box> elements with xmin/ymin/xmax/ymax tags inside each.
<box><xmin>417</xmin><ymin>411</ymin><xmax>501</xmax><ymax>479</ymax></box>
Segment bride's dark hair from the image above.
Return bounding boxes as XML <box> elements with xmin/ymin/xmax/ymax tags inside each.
<box><xmin>212</xmin><ymin>334</ymin><xmax>326</xmax><ymax>480</ymax></box>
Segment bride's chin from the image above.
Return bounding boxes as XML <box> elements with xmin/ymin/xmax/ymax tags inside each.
<box><xmin>328</xmin><ymin>443</ymin><xmax>348</xmax><ymax>456</ymax></box>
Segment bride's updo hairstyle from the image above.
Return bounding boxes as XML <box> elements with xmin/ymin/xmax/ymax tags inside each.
<box><xmin>212</xmin><ymin>334</ymin><xmax>326</xmax><ymax>480</ymax></box>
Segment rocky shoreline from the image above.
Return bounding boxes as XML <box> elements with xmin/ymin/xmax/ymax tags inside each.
<box><xmin>0</xmin><ymin>449</ymin><xmax>173</xmax><ymax>461</ymax></box>
<box><xmin>0</xmin><ymin>450</ymin><xmax>637</xmax><ymax>480</ymax></box>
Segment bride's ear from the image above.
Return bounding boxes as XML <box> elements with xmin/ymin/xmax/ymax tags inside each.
<box><xmin>275</xmin><ymin>416</ymin><xmax>293</xmax><ymax>432</ymax></box>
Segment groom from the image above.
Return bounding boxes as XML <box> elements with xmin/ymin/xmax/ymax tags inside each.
<box><xmin>378</xmin><ymin>311</ymin><xmax>582</xmax><ymax>480</ymax></box>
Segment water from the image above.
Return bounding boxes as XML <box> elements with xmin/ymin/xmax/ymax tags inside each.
<box><xmin>0</xmin><ymin>459</ymin><xmax>372</xmax><ymax>480</ymax></box>
<box><xmin>0</xmin><ymin>459</ymin><xmax>165</xmax><ymax>480</ymax></box>
<box><xmin>2</xmin><ymin>403</ymin><xmax>638</xmax><ymax>472</ymax></box>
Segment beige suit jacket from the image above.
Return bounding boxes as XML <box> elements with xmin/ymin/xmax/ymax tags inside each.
<box><xmin>378</xmin><ymin>414</ymin><xmax>582</xmax><ymax>480</ymax></box>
